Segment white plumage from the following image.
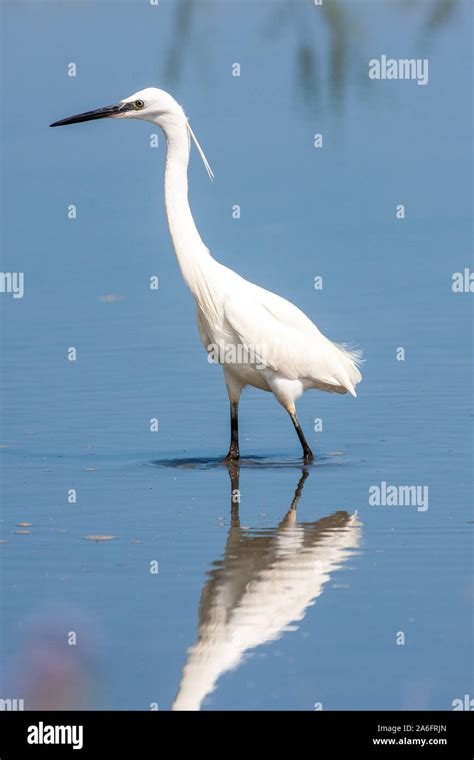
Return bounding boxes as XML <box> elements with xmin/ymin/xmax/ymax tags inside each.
<box><xmin>51</xmin><ymin>87</ymin><xmax>362</xmax><ymax>462</ymax></box>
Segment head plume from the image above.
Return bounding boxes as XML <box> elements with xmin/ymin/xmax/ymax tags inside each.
<box><xmin>186</xmin><ymin>121</ymin><xmax>214</xmax><ymax>181</ymax></box>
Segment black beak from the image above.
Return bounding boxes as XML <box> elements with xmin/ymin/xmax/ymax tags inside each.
<box><xmin>50</xmin><ymin>101</ymin><xmax>135</xmax><ymax>127</ymax></box>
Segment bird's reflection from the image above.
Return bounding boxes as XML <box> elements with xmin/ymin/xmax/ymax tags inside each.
<box><xmin>172</xmin><ymin>466</ymin><xmax>362</xmax><ymax>710</ymax></box>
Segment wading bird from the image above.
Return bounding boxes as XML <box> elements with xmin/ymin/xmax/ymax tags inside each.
<box><xmin>51</xmin><ymin>88</ymin><xmax>362</xmax><ymax>463</ymax></box>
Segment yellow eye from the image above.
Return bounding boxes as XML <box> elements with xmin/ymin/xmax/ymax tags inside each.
<box><xmin>134</xmin><ymin>99</ymin><xmax>144</xmax><ymax>109</ymax></box>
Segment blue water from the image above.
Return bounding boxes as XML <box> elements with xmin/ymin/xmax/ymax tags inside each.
<box><xmin>0</xmin><ymin>0</ymin><xmax>472</xmax><ymax>710</ymax></box>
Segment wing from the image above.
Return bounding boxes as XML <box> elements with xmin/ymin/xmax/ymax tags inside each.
<box><xmin>223</xmin><ymin>281</ymin><xmax>362</xmax><ymax>395</ymax></box>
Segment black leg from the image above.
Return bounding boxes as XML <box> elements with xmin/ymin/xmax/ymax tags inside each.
<box><xmin>224</xmin><ymin>401</ymin><xmax>240</xmax><ymax>462</ymax></box>
<box><xmin>289</xmin><ymin>412</ymin><xmax>314</xmax><ymax>463</ymax></box>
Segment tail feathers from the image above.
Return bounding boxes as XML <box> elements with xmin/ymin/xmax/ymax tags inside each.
<box><xmin>333</xmin><ymin>343</ymin><xmax>363</xmax><ymax>397</ymax></box>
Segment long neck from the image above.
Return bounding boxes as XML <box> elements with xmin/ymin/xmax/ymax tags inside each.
<box><xmin>162</xmin><ymin>117</ymin><xmax>216</xmax><ymax>305</ymax></box>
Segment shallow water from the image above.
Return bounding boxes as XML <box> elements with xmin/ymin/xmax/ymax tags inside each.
<box><xmin>1</xmin><ymin>0</ymin><xmax>472</xmax><ymax>710</ymax></box>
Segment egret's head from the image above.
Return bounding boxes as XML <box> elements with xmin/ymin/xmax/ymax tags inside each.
<box><xmin>50</xmin><ymin>86</ymin><xmax>214</xmax><ymax>179</ymax></box>
<box><xmin>121</xmin><ymin>88</ymin><xmax>186</xmax><ymax>126</ymax></box>
<box><xmin>50</xmin><ymin>87</ymin><xmax>184</xmax><ymax>128</ymax></box>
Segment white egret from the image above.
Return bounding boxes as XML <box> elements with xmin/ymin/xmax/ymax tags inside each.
<box><xmin>51</xmin><ymin>88</ymin><xmax>362</xmax><ymax>462</ymax></box>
